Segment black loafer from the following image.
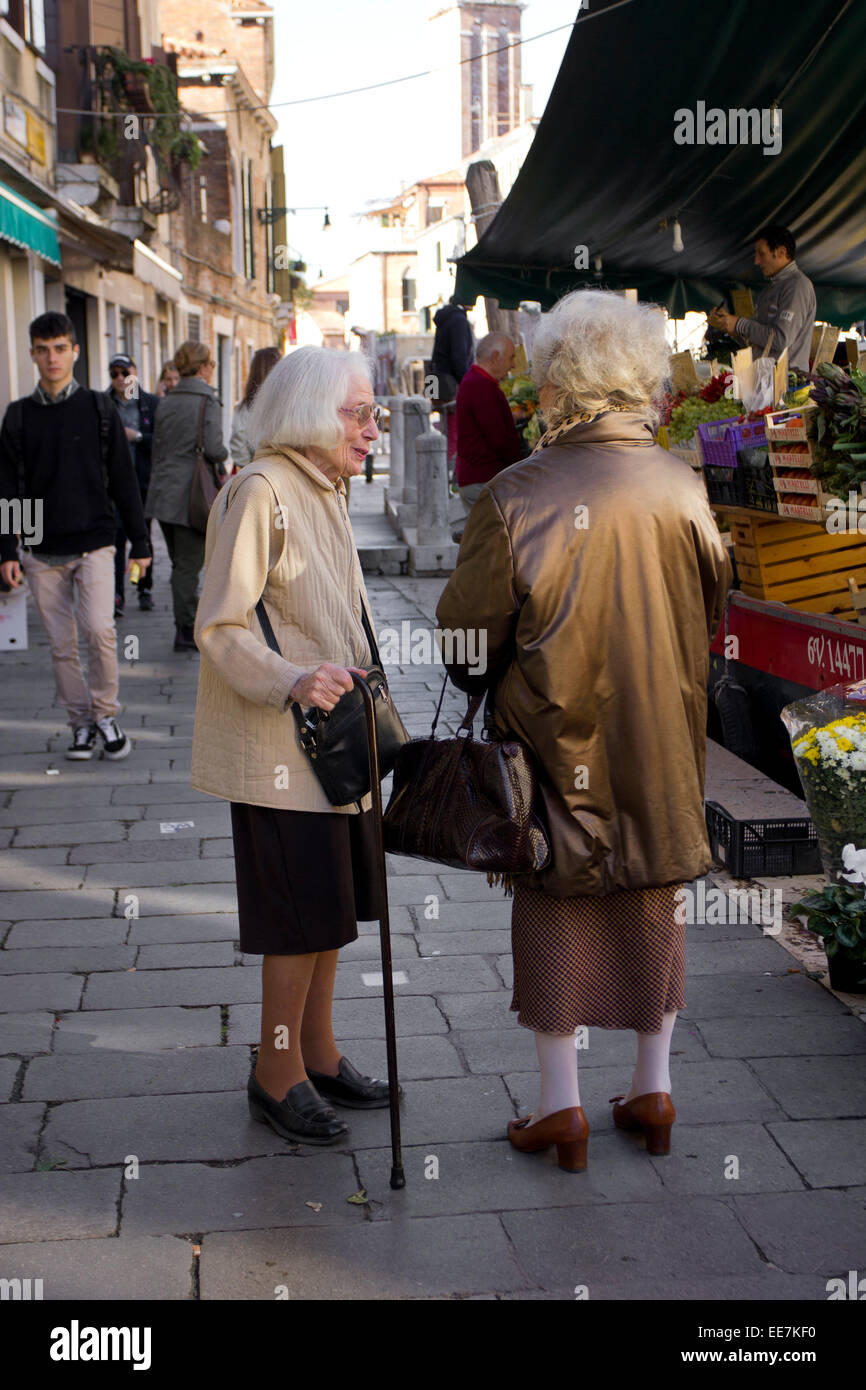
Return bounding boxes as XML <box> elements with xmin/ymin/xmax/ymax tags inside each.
<box><xmin>306</xmin><ymin>1056</ymin><xmax>399</xmax><ymax>1110</ymax></box>
<box><xmin>247</xmin><ymin>1074</ymin><xmax>349</xmax><ymax>1144</ymax></box>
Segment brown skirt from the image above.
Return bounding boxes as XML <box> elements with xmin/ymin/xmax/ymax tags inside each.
<box><xmin>510</xmin><ymin>881</ymin><xmax>686</xmax><ymax>1033</ymax></box>
<box><xmin>230</xmin><ymin>802</ymin><xmax>382</xmax><ymax>955</ymax></box>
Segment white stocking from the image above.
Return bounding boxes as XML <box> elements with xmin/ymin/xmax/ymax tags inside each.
<box><xmin>626</xmin><ymin>1010</ymin><xmax>678</xmax><ymax>1101</ymax></box>
<box><xmin>528</xmin><ymin>1030</ymin><xmax>581</xmax><ymax>1125</ymax></box>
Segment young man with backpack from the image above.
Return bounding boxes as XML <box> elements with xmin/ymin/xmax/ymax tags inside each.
<box><xmin>0</xmin><ymin>312</ymin><xmax>151</xmax><ymax>760</ymax></box>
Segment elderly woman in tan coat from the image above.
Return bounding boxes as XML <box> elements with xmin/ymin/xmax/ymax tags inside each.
<box><xmin>437</xmin><ymin>289</ymin><xmax>732</xmax><ymax>1172</ymax></box>
<box><xmin>191</xmin><ymin>346</ymin><xmax>389</xmax><ymax>1146</ymax></box>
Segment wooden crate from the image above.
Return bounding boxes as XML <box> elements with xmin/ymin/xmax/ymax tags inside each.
<box><xmin>730</xmin><ymin>514</ymin><xmax>866</xmax><ymax>623</ymax></box>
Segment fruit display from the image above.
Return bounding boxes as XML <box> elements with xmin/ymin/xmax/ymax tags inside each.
<box><xmin>808</xmin><ymin>361</ymin><xmax>866</xmax><ymax>499</ymax></box>
<box><xmin>668</xmin><ymin>371</ymin><xmax>746</xmax><ymax>444</ymax></box>
<box><xmin>501</xmin><ymin>374</ymin><xmax>542</xmax><ymax>449</ymax></box>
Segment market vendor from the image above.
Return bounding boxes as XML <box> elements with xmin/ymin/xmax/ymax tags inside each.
<box><xmin>708</xmin><ymin>225</ymin><xmax>817</xmax><ymax>372</ymax></box>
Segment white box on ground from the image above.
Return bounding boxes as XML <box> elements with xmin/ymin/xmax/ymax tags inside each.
<box><xmin>0</xmin><ymin>586</ymin><xmax>27</xmax><ymax>650</ymax></box>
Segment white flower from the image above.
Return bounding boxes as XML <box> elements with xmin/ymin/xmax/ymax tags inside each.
<box><xmin>840</xmin><ymin>843</ymin><xmax>866</xmax><ymax>885</ymax></box>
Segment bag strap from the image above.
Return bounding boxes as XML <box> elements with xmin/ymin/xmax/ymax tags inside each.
<box><xmin>431</xmin><ymin>671</ymin><xmax>484</xmax><ymax>737</ymax></box>
<box><xmin>195</xmin><ymin>397</ymin><xmax>206</xmax><ymax>459</ymax></box>
<box><xmin>255</xmin><ymin>597</ymin><xmax>312</xmax><ymax>745</ymax></box>
<box><xmin>358</xmin><ymin>593</ymin><xmax>382</xmax><ymax>669</ymax></box>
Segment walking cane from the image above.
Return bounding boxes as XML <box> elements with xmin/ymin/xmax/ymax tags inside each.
<box><xmin>352</xmin><ymin>673</ymin><xmax>406</xmax><ymax>1190</ymax></box>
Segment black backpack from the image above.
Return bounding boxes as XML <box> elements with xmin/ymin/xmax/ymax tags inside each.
<box><xmin>4</xmin><ymin>388</ymin><xmax>113</xmax><ymax>498</ymax></box>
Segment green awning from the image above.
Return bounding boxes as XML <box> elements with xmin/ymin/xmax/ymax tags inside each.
<box><xmin>456</xmin><ymin>0</ymin><xmax>866</xmax><ymax>322</ymax></box>
<box><xmin>0</xmin><ymin>182</ymin><xmax>61</xmax><ymax>268</ymax></box>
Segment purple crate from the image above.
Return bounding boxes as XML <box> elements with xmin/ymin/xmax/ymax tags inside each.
<box><xmin>697</xmin><ymin>417</ymin><xmax>767</xmax><ymax>468</ymax></box>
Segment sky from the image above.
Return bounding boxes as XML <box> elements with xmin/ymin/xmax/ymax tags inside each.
<box><xmin>267</xmin><ymin>0</ymin><xmax>581</xmax><ymax>280</ymax></box>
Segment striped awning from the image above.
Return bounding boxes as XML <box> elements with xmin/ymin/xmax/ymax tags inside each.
<box><xmin>0</xmin><ymin>181</ymin><xmax>61</xmax><ymax>267</ymax></box>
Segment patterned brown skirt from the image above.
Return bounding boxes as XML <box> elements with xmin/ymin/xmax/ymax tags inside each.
<box><xmin>510</xmin><ymin>881</ymin><xmax>686</xmax><ymax>1033</ymax></box>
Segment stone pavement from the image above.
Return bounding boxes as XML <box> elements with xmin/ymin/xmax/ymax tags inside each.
<box><xmin>1</xmin><ymin>477</ymin><xmax>865</xmax><ymax>1302</ymax></box>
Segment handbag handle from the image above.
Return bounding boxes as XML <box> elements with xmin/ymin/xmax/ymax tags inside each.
<box><xmin>431</xmin><ymin>672</ymin><xmax>484</xmax><ymax>738</ymax></box>
<box><xmin>195</xmin><ymin>397</ymin><xmax>206</xmax><ymax>459</ymax></box>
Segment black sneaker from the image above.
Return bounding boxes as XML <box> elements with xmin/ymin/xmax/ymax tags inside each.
<box><xmin>138</xmin><ymin>591</ymin><xmax>154</xmax><ymax>611</ymax></box>
<box><xmin>173</xmin><ymin>625</ymin><xmax>197</xmax><ymax>652</ymax></box>
<box><xmin>95</xmin><ymin>716</ymin><xmax>131</xmax><ymax>760</ymax></box>
<box><xmin>66</xmin><ymin>723</ymin><xmax>97</xmax><ymax>760</ymax></box>
<box><xmin>114</xmin><ymin>595</ymin><xmax>125</xmax><ymax>618</ymax></box>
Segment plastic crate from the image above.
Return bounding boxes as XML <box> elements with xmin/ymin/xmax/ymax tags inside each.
<box><xmin>697</xmin><ymin>417</ymin><xmax>768</xmax><ymax>468</ymax></box>
<box><xmin>738</xmin><ymin>447</ymin><xmax>778</xmax><ymax>514</ymax></box>
<box><xmin>705</xmin><ymin>800</ymin><xmax>821</xmax><ymax>877</ymax></box>
<box><xmin>704</xmin><ymin>466</ymin><xmax>742</xmax><ymax>507</ymax></box>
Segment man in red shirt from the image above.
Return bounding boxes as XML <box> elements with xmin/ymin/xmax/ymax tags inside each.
<box><xmin>455</xmin><ymin>333</ymin><xmax>525</xmax><ymax>512</ymax></box>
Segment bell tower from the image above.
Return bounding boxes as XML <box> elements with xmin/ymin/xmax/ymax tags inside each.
<box><xmin>429</xmin><ymin>2</ymin><xmax>526</xmax><ymax>164</ymax></box>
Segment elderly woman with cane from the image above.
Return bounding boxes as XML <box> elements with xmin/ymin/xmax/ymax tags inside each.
<box><xmin>191</xmin><ymin>346</ymin><xmax>391</xmax><ymax>1146</ymax></box>
<box><xmin>437</xmin><ymin>289</ymin><xmax>731</xmax><ymax>1172</ymax></box>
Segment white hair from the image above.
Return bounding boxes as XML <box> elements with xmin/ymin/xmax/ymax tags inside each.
<box><xmin>532</xmin><ymin>289</ymin><xmax>670</xmax><ymax>428</ymax></box>
<box><xmin>248</xmin><ymin>345</ymin><xmax>373</xmax><ymax>452</ymax></box>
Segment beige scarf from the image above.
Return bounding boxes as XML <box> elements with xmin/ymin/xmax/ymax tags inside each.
<box><xmin>532</xmin><ymin>403</ymin><xmax>635</xmax><ymax>455</ymax></box>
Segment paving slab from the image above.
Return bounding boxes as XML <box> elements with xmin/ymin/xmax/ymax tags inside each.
<box><xmin>127</xmin><ymin>914</ymin><xmax>239</xmax><ymax>945</ymax></box>
<box><xmin>0</xmin><ymin>1235</ymin><xmax>193</xmax><ymax>1297</ymax></box>
<box><xmin>437</xmin><ymin>873</ymin><xmax>512</xmax><ymax>903</ymax></box>
<box><xmin>0</xmin><ymin>1056</ymin><xmax>19</xmax><ymax>1100</ymax></box>
<box><xmin>0</xmin><ymin>946</ymin><xmax>136</xmax><ymax>974</ymax></box>
<box><xmin>82</xmin><ymin>965</ymin><xmax>261</xmax><ymax>1010</ymax></box>
<box><xmin>501</xmin><ymin>1198</ymin><xmax>765</xmax><ymax>1292</ymax></box>
<box><xmin>43</xmin><ymin>1091</ymin><xmax>334</xmax><ymax>1166</ymax></box>
<box><xmin>121</xmin><ymin>1153</ymin><xmax>364</xmax><ymax>1236</ymax></box>
<box><xmin>324</xmin><ymin>934</ymin><xmax>418</xmax><ymax>964</ymax></box>
<box><xmin>748</xmin><ymin>1055</ymin><xmax>866</xmax><ymax>1119</ymax></box>
<box><xmin>69</xmin><ymin>838</ymin><xmax>206</xmax><ymax>864</ymax></box>
<box><xmin>0</xmin><ymin>1169</ymin><xmax>121</xmax><ymax>1244</ymax></box>
<box><xmin>645</xmin><ymin>1122</ymin><xmax>806</xmax><ymax>1195</ymax></box>
<box><xmin>4</xmin><ymin>918</ymin><xmax>129</xmax><ymax>949</ymax></box>
<box><xmin>198</xmin><ymin>1214</ymin><xmax>529</xmax><ymax>1300</ymax></box>
<box><xmin>436</xmin><ymin>992</ymin><xmax>521</xmax><ymax>1031</ymax></box>
<box><xmin>110</xmin><ymin>884</ymin><xmax>238</xmax><ymax>916</ymax></box>
<box><xmin>682</xmin><ymin>973</ymin><xmax>848</xmax><ymax>1018</ymax></box>
<box><xmin>0</xmin><ymin>1011</ymin><xmax>56</xmax><ymax>1055</ymax></box>
<box><xmin>23</xmin><ymin>1045</ymin><xmax>249</xmax><ymax>1102</ymax></box>
<box><xmin>732</xmin><ymin>1190</ymin><xmax>866</xmax><ymax>1275</ymax></box>
<box><xmin>136</xmin><ymin>941</ymin><xmax>236</xmax><ymax>969</ymax></box>
<box><xmin>0</xmin><ymin>973</ymin><xmax>84</xmax><ymax>1013</ymax></box>
<box><xmin>201</xmin><ymin>838</ymin><xmax>233</xmax><ymax>857</ymax></box>
<box><xmin>356</xmin><ymin>1135</ymin><xmax>671</xmax><ymax>1218</ymax></box>
<box><xmin>767</xmin><ymin>1119</ymin><xmax>866</xmax><ymax>1188</ymax></box>
<box><xmin>0</xmin><ymin>1101</ymin><xmax>42</xmax><ymax>1171</ymax></box>
<box><xmin>0</xmin><ymin>889</ymin><xmax>115</xmax><ymax>920</ymax></box>
<box><xmin>13</xmin><ymin>811</ymin><xmax>128</xmax><ymax>845</ymax></box>
<box><xmin>504</xmin><ymin>1060</ymin><xmax>784</xmax><ymax>1128</ymax></box>
<box><xmin>85</xmin><ymin>859</ymin><xmax>236</xmax><ymax>887</ymax></box>
<box><xmin>227</xmin><ymin>994</ymin><xmax>449</xmax><ymax>1046</ymax></box>
<box><xmin>332</xmin><ymin>954</ymin><xmax>501</xmax><ymax>998</ymax></box>
<box><xmin>53</xmin><ymin>1005</ymin><xmax>222</xmax><ymax>1053</ymax></box>
<box><xmin>314</xmin><ymin>1075</ymin><xmax>511</xmax><ymax>1149</ymax></box>
<box><xmin>334</xmin><ymin>1033</ymin><xmax>465</xmax><ymax>1080</ymax></box>
<box><xmin>696</xmin><ymin>1014</ymin><xmax>866</xmax><ymax>1058</ymax></box>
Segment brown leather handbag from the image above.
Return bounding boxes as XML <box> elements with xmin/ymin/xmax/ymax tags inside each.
<box><xmin>188</xmin><ymin>396</ymin><xmax>226</xmax><ymax>533</ymax></box>
<box><xmin>382</xmin><ymin>676</ymin><xmax>550</xmax><ymax>875</ymax></box>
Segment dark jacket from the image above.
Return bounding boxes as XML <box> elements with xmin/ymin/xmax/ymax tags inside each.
<box><xmin>431</xmin><ymin>304</ymin><xmax>475</xmax><ymax>384</ymax></box>
<box><xmin>108</xmin><ymin>385</ymin><xmax>158</xmax><ymax>497</ymax></box>
<box><xmin>0</xmin><ymin>387</ymin><xmax>148</xmax><ymax>563</ymax></box>
<box><xmin>437</xmin><ymin>412</ymin><xmax>732</xmax><ymax>898</ymax></box>
<box><xmin>455</xmin><ymin>364</ymin><xmax>524</xmax><ymax>486</ymax></box>
<box><xmin>146</xmin><ymin>376</ymin><xmax>228</xmax><ymax>527</ymax></box>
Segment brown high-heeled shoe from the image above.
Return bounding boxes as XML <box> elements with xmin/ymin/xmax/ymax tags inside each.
<box><xmin>507</xmin><ymin>1106</ymin><xmax>589</xmax><ymax>1172</ymax></box>
<box><xmin>610</xmin><ymin>1092</ymin><xmax>676</xmax><ymax>1155</ymax></box>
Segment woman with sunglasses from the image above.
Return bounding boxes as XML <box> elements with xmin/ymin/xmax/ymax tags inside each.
<box><xmin>146</xmin><ymin>341</ymin><xmax>228</xmax><ymax>652</ymax></box>
<box><xmin>191</xmin><ymin>346</ymin><xmax>390</xmax><ymax>1147</ymax></box>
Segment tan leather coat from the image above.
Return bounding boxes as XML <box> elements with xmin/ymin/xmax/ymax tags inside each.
<box><xmin>436</xmin><ymin>413</ymin><xmax>733</xmax><ymax>897</ymax></box>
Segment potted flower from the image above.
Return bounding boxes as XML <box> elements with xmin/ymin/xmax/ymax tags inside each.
<box><xmin>791</xmin><ymin>870</ymin><xmax>866</xmax><ymax>993</ymax></box>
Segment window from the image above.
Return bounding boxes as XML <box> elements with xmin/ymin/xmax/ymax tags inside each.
<box><xmin>427</xmin><ymin>203</ymin><xmax>444</xmax><ymax>226</ymax></box>
<box><xmin>187</xmin><ymin>312</ymin><xmax>202</xmax><ymax>343</ymax></box>
<box><xmin>497</xmin><ymin>29</ymin><xmax>511</xmax><ymax>135</ymax></box>
<box><xmin>401</xmin><ymin>268</ymin><xmax>416</xmax><ymax>314</ymax></box>
<box><xmin>243</xmin><ymin>159</ymin><xmax>255</xmax><ymax>280</ymax></box>
<box><xmin>198</xmin><ymin>175</ymin><xmax>207</xmax><ymax>224</ymax></box>
<box><xmin>434</xmin><ymin>243</ymin><xmax>442</xmax><ymax>272</ymax></box>
<box><xmin>120</xmin><ymin>310</ymin><xmax>135</xmax><ymax>358</ymax></box>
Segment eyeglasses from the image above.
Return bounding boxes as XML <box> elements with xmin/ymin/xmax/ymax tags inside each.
<box><xmin>340</xmin><ymin>403</ymin><xmax>382</xmax><ymax>427</ymax></box>
<box><xmin>110</xmin><ymin>369</ymin><xmax>131</xmax><ymax>379</ymax></box>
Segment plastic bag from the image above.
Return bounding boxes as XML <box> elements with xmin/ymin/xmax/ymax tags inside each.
<box><xmin>741</xmin><ymin>357</ymin><xmax>777</xmax><ymax>413</ymax></box>
<box><xmin>781</xmin><ymin>679</ymin><xmax>866</xmax><ymax>881</ymax></box>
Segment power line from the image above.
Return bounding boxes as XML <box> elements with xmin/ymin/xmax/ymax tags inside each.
<box><xmin>54</xmin><ymin>14</ymin><xmax>593</xmax><ymax>121</ymax></box>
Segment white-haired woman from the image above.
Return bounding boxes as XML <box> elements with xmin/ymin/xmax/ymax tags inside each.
<box><xmin>437</xmin><ymin>290</ymin><xmax>732</xmax><ymax>1172</ymax></box>
<box><xmin>191</xmin><ymin>346</ymin><xmax>390</xmax><ymax>1146</ymax></box>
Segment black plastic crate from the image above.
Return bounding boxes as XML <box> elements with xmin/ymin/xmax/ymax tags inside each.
<box><xmin>704</xmin><ymin>466</ymin><xmax>742</xmax><ymax>508</ymax></box>
<box><xmin>738</xmin><ymin>445</ymin><xmax>778</xmax><ymax>515</ymax></box>
<box><xmin>705</xmin><ymin>800</ymin><xmax>822</xmax><ymax>877</ymax></box>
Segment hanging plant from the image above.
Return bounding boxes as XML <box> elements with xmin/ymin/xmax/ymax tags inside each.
<box><xmin>91</xmin><ymin>47</ymin><xmax>203</xmax><ymax>175</ymax></box>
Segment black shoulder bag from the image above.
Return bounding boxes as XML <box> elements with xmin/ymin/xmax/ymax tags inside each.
<box><xmin>255</xmin><ymin>596</ymin><xmax>409</xmax><ymax>806</ymax></box>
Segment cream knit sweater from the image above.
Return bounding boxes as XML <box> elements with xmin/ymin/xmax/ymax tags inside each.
<box><xmin>191</xmin><ymin>447</ymin><xmax>374</xmax><ymax>812</ymax></box>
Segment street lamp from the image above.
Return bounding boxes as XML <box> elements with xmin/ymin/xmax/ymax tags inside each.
<box><xmin>257</xmin><ymin>206</ymin><xmax>331</xmax><ymax>230</ymax></box>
